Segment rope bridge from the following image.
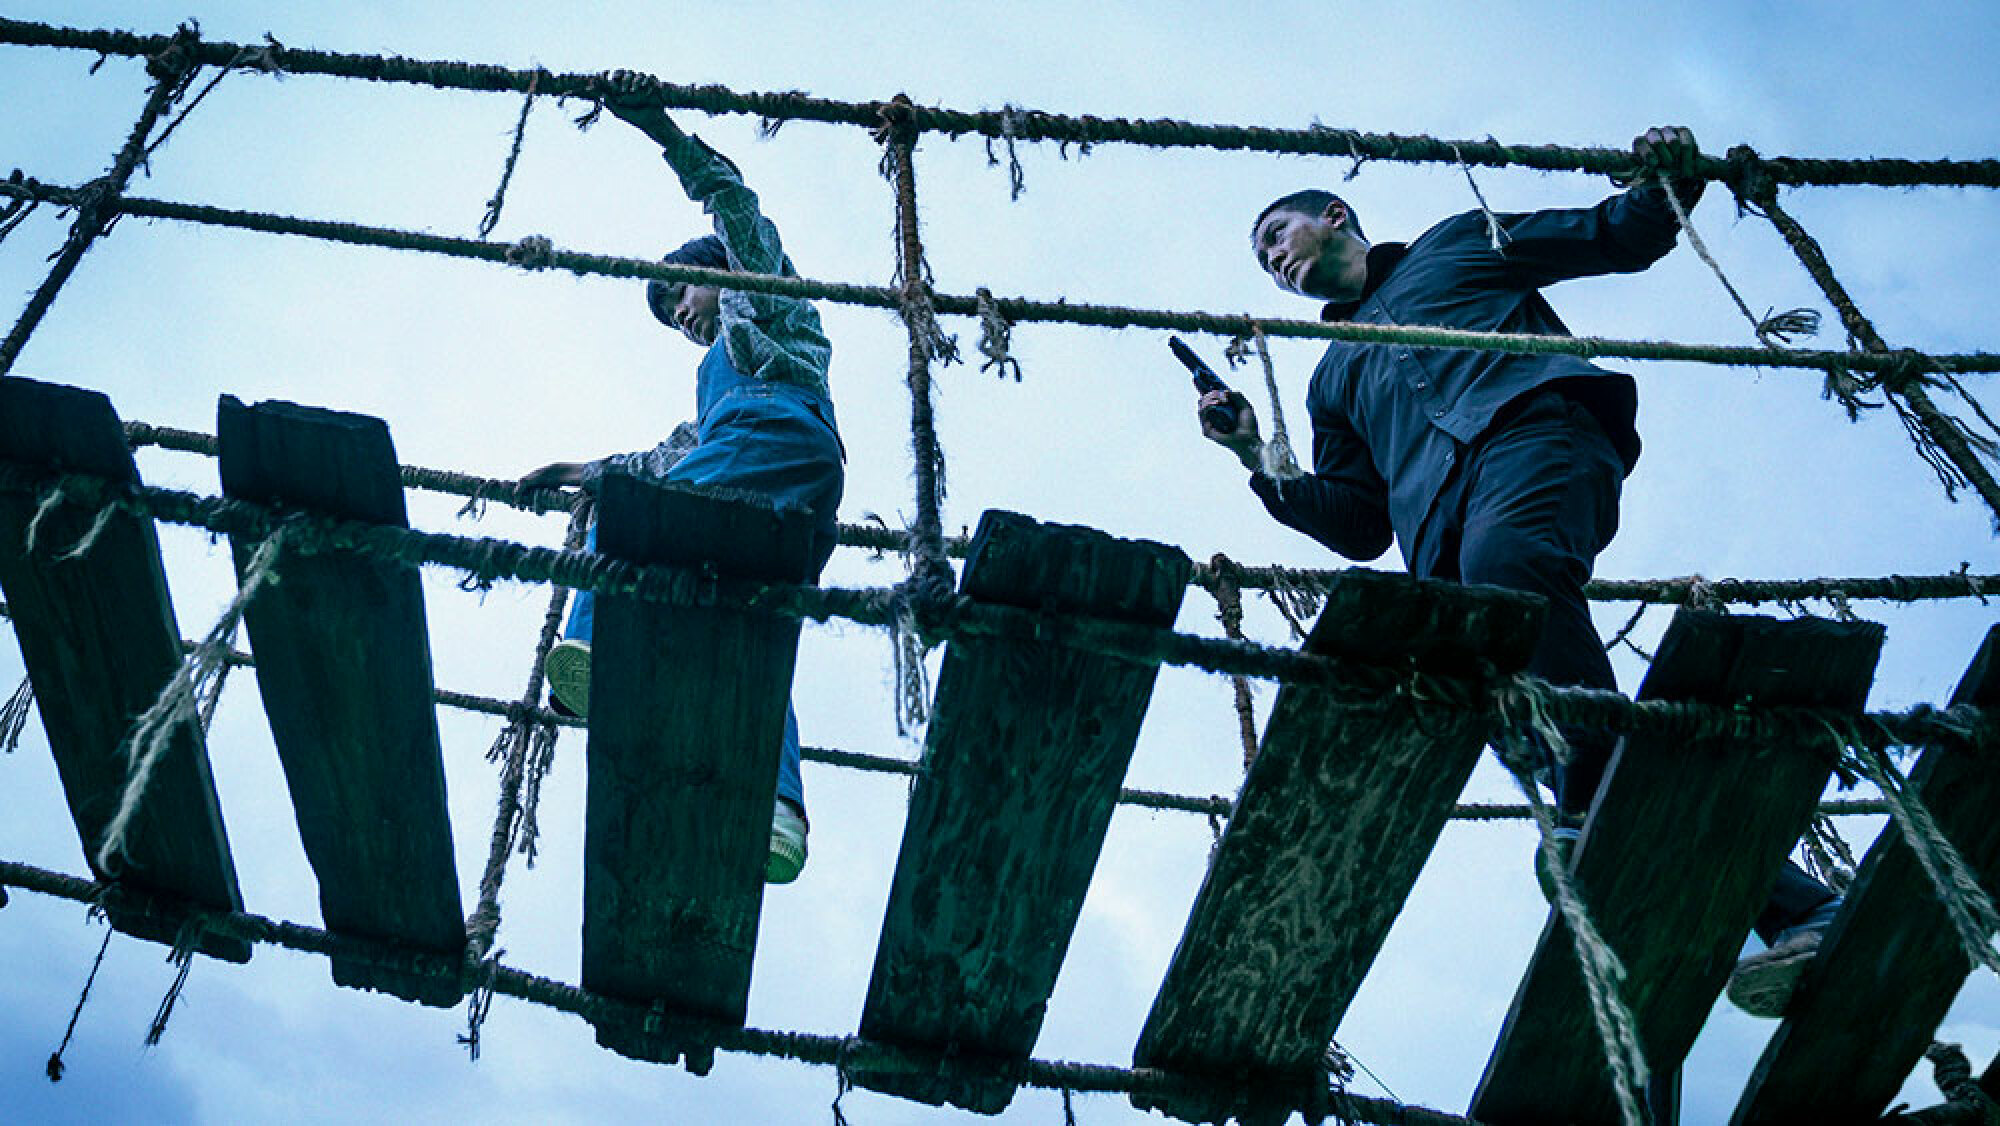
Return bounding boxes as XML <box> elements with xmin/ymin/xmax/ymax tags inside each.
<box><xmin>2</xmin><ymin>17</ymin><xmax>1998</xmax><ymax>1126</ymax></box>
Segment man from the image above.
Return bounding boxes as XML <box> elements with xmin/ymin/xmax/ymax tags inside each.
<box><xmin>521</xmin><ymin>71</ymin><xmax>844</xmax><ymax>885</ymax></box>
<box><xmin>1201</xmin><ymin>126</ymin><xmax>1837</xmax><ymax>1016</ymax></box>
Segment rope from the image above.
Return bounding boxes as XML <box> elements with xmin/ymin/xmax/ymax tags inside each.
<box><xmin>479</xmin><ymin>67</ymin><xmax>541</xmax><ymax>238</ymax></box>
<box><xmin>0</xmin><ymin>857</ymin><xmax>1483</xmax><ymax>1126</ymax></box>
<box><xmin>1207</xmin><ymin>555</ymin><xmax>1262</xmax><ymax>771</ymax></box>
<box><xmin>464</xmin><ymin>499</ymin><xmax>590</xmax><ymax>964</ymax></box>
<box><xmin>1490</xmin><ymin>695</ymin><xmax>1649</xmax><ymax>1126</ymax></box>
<box><xmin>92</xmin><ymin>528</ymin><xmax>284</xmax><ymax>873</ymax></box>
<box><xmin>974</xmin><ymin>287</ymin><xmax>1022</xmax><ymax>381</ymax></box>
<box><xmin>1</xmin><ymin>671</ymin><xmax>32</xmax><ymax>754</ymax></box>
<box><xmin>1</xmin><ymin>464</ymin><xmax>1986</xmax><ymax>761</ymax></box>
<box><xmin>883</xmin><ymin>97</ymin><xmax>957</xmax><ymax>734</ymax></box>
<box><xmin>144</xmin><ymin>915</ymin><xmax>203</xmax><ymax>1046</ymax></box>
<box><xmin>1224</xmin><ymin>329</ymin><xmax>1302</xmax><ymax>480</ymax></box>
<box><xmin>5</xmin><ymin>18</ymin><xmax>1997</xmax><ymax>189</ymax></box>
<box><xmin>1731</xmin><ymin>155</ymin><xmax>2000</xmax><ymax>522</ymax></box>
<box><xmin>0</xmin><ymin>26</ymin><xmax>199</xmax><ymax>376</ymax></box>
<box><xmin>119</xmin><ymin>416</ymin><xmax>1999</xmax><ymax>609</ymax></box>
<box><xmin>1855</xmin><ymin>744</ymin><xmax>2000</xmax><ymax>979</ymax></box>
<box><xmin>46</xmin><ymin>914</ymin><xmax>112</xmax><ymax>1082</ymax></box>
<box><xmin>1884</xmin><ymin>1043</ymin><xmax>2000</xmax><ymax>1125</ymax></box>
<box><xmin>5</xmin><ymin>175</ymin><xmax>1995</xmax><ymax>382</ymax></box>
<box><xmin>0</xmin><ymin>599</ymin><xmax>1894</xmax><ymax>827</ymax></box>
<box><xmin>1653</xmin><ymin>170</ymin><xmax>1819</xmax><ymax>349</ymax></box>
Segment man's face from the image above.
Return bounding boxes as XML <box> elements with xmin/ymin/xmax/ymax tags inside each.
<box><xmin>657</xmin><ymin>282</ymin><xmax>722</xmax><ymax>346</ymax></box>
<box><xmin>1253</xmin><ymin>202</ymin><xmax>1354</xmax><ymax>299</ymax></box>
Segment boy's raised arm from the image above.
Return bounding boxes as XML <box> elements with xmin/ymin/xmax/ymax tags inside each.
<box><xmin>598</xmin><ymin>70</ymin><xmax>789</xmax><ymax>279</ymax></box>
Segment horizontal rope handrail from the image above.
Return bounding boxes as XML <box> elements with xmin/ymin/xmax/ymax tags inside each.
<box><xmin>2</xmin><ymin>17</ymin><xmax>1997</xmax><ymax>190</ymax></box>
<box><xmin>0</xmin><ymin>463</ymin><xmax>1986</xmax><ymax>760</ymax></box>
<box><xmin>118</xmin><ymin>417</ymin><xmax>1998</xmax><ymax>607</ymax></box>
<box><xmin>0</xmin><ymin>859</ymin><xmax>1472</xmax><ymax>1126</ymax></box>
<box><xmin>0</xmin><ymin>595</ymin><xmax>1894</xmax><ymax>823</ymax></box>
<box><xmin>3</xmin><ymin>176</ymin><xmax>1995</xmax><ymax>379</ymax></box>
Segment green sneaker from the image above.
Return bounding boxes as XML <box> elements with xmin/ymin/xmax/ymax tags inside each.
<box><xmin>1535</xmin><ymin>818</ymin><xmax>1584</xmax><ymax>903</ymax></box>
<box><xmin>768</xmin><ymin>800</ymin><xmax>808</xmax><ymax>884</ymax></box>
<box><xmin>543</xmin><ymin>639</ymin><xmax>591</xmax><ymax>719</ymax></box>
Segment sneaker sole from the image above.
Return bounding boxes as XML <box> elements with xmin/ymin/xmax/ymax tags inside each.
<box><xmin>544</xmin><ymin>641</ymin><xmax>591</xmax><ymax>719</ymax></box>
<box><xmin>766</xmin><ymin>834</ymin><xmax>806</xmax><ymax>884</ymax></box>
<box><xmin>1727</xmin><ymin>942</ymin><xmax>1819</xmax><ymax>1019</ymax></box>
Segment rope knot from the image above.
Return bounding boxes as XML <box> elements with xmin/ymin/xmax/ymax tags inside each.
<box><xmin>1724</xmin><ymin>143</ymin><xmax>1777</xmax><ymax>214</ymax></box>
<box><xmin>505</xmin><ymin>235</ymin><xmax>556</xmax><ymax>270</ymax></box>
<box><xmin>974</xmin><ymin>287</ymin><xmax>1021</xmax><ymax>381</ymax></box>
<box><xmin>145</xmin><ymin>22</ymin><xmax>202</xmax><ymax>84</ymax></box>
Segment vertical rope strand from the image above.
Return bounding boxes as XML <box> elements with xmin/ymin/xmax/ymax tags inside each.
<box><xmin>0</xmin><ymin>28</ymin><xmax>200</xmax><ymax>376</ymax></box>
<box><xmin>1208</xmin><ymin>555</ymin><xmax>1261</xmax><ymax>771</ymax></box>
<box><xmin>96</xmin><ymin>529</ymin><xmax>285</xmax><ymax>873</ymax></box>
<box><xmin>465</xmin><ymin>497</ymin><xmax>589</xmax><ymax>961</ymax></box>
<box><xmin>45</xmin><ymin>915</ymin><xmax>113</xmax><ymax>1082</ymax></box>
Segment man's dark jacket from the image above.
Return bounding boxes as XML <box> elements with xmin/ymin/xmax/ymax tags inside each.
<box><xmin>1251</xmin><ymin>183</ymin><xmax>1684</xmax><ymax>577</ymax></box>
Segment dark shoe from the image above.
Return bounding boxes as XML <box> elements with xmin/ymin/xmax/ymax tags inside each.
<box><xmin>1728</xmin><ymin>897</ymin><xmax>1841</xmax><ymax>1018</ymax></box>
<box><xmin>1535</xmin><ymin>818</ymin><xmax>1584</xmax><ymax>903</ymax></box>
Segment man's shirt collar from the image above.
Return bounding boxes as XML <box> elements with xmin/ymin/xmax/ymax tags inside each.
<box><xmin>1320</xmin><ymin>241</ymin><xmax>1409</xmax><ymax>322</ymax></box>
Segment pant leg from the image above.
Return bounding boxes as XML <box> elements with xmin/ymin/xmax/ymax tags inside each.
<box><xmin>564</xmin><ymin>523</ymin><xmax>597</xmax><ymax>643</ymax></box>
<box><xmin>666</xmin><ymin>384</ymin><xmax>844</xmax><ymax>814</ymax></box>
<box><xmin>1448</xmin><ymin>394</ymin><xmax>1626</xmax><ymax>817</ymax></box>
<box><xmin>1754</xmin><ymin>859</ymin><xmax>1839</xmax><ymax>944</ymax></box>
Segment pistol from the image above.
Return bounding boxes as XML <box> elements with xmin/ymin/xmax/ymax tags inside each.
<box><xmin>1169</xmin><ymin>336</ymin><xmax>1247</xmax><ymax>435</ymax></box>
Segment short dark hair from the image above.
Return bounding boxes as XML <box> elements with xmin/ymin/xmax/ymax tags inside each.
<box><xmin>1251</xmin><ymin>189</ymin><xmax>1366</xmax><ymax>248</ymax></box>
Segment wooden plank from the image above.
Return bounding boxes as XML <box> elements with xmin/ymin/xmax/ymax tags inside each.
<box><xmin>1731</xmin><ymin>624</ymin><xmax>2000</xmax><ymax>1125</ymax></box>
<box><xmin>217</xmin><ymin>396</ymin><xmax>465</xmax><ymax>1007</ymax></box>
<box><xmin>0</xmin><ymin>377</ymin><xmax>248</xmax><ymax>962</ymax></box>
<box><xmin>581</xmin><ymin>473</ymin><xmax>816</xmax><ymax>1073</ymax></box>
<box><xmin>852</xmin><ymin>510</ymin><xmax>1193</xmax><ymax>1114</ymax></box>
<box><xmin>1471</xmin><ymin>610</ymin><xmax>1885</xmax><ymax>1125</ymax></box>
<box><xmin>1131</xmin><ymin>569</ymin><xmax>1545</xmax><ymax>1126</ymax></box>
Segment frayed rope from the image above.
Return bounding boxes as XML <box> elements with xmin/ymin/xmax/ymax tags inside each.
<box><xmin>95</xmin><ymin>530</ymin><xmax>286</xmax><ymax>873</ymax></box>
<box><xmin>1</xmin><ymin>673</ymin><xmax>33</xmax><ymax>754</ymax></box>
<box><xmin>1491</xmin><ymin>685</ymin><xmax>1649</xmax><ymax>1126</ymax></box>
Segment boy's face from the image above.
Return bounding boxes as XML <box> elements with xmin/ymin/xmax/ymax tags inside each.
<box><xmin>1253</xmin><ymin>201</ymin><xmax>1359</xmax><ymax>299</ymax></box>
<box><xmin>658</xmin><ymin>283</ymin><xmax>722</xmax><ymax>346</ymax></box>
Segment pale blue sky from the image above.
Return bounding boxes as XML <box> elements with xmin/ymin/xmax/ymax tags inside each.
<box><xmin>2</xmin><ymin>3</ymin><xmax>1996</xmax><ymax>1123</ymax></box>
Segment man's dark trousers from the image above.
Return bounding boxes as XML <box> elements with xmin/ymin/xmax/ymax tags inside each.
<box><xmin>1427</xmin><ymin>388</ymin><xmax>1833</xmax><ymax>936</ymax></box>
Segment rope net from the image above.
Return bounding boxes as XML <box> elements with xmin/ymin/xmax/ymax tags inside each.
<box><xmin>0</xmin><ymin>17</ymin><xmax>1995</xmax><ymax>1126</ymax></box>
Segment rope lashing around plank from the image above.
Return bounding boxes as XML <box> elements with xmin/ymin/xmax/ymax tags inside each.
<box><xmin>89</xmin><ymin>530</ymin><xmax>284</xmax><ymax>874</ymax></box>
<box><xmin>117</xmin><ymin>416</ymin><xmax>2000</xmax><ymax>609</ymax></box>
<box><xmin>0</xmin><ymin>599</ymin><xmax>1897</xmax><ymax>826</ymax></box>
<box><xmin>463</xmin><ymin>501</ymin><xmax>591</xmax><ymax>968</ymax></box>
<box><xmin>2</xmin><ymin>464</ymin><xmax>1988</xmax><ymax>763</ymax></box>
<box><xmin>0</xmin><ymin>859</ymin><xmax>1484</xmax><ymax>1126</ymax></box>
<box><xmin>1490</xmin><ymin>715</ymin><xmax>1649</xmax><ymax>1126</ymax></box>
<box><xmin>5</xmin><ymin>175</ymin><xmax>1995</xmax><ymax>382</ymax></box>
<box><xmin>6</xmin><ymin>16</ymin><xmax>2000</xmax><ymax>189</ymax></box>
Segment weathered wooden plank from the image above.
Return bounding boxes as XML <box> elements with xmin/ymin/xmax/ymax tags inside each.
<box><xmin>217</xmin><ymin>396</ymin><xmax>465</xmax><ymax>1007</ymax></box>
<box><xmin>1131</xmin><ymin>569</ymin><xmax>1545</xmax><ymax>1126</ymax></box>
<box><xmin>0</xmin><ymin>377</ymin><xmax>248</xmax><ymax>962</ymax></box>
<box><xmin>581</xmin><ymin>473</ymin><xmax>816</xmax><ymax>1073</ymax></box>
<box><xmin>1471</xmin><ymin>610</ymin><xmax>1885</xmax><ymax>1126</ymax></box>
<box><xmin>1731</xmin><ymin>624</ymin><xmax>2000</xmax><ymax>1125</ymax></box>
<box><xmin>853</xmin><ymin>510</ymin><xmax>1193</xmax><ymax>1114</ymax></box>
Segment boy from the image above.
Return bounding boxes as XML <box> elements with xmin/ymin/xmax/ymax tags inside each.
<box><xmin>521</xmin><ymin>71</ymin><xmax>843</xmax><ymax>885</ymax></box>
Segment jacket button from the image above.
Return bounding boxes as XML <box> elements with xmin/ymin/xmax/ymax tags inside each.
<box><xmin>1431</xmin><ymin>408</ymin><xmax>1446</xmax><ymax>418</ymax></box>
<box><xmin>1415</xmin><ymin>380</ymin><xmax>1428</xmax><ymax>389</ymax></box>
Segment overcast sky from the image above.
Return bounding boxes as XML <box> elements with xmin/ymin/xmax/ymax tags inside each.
<box><xmin>2</xmin><ymin>2</ymin><xmax>1997</xmax><ymax>1123</ymax></box>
